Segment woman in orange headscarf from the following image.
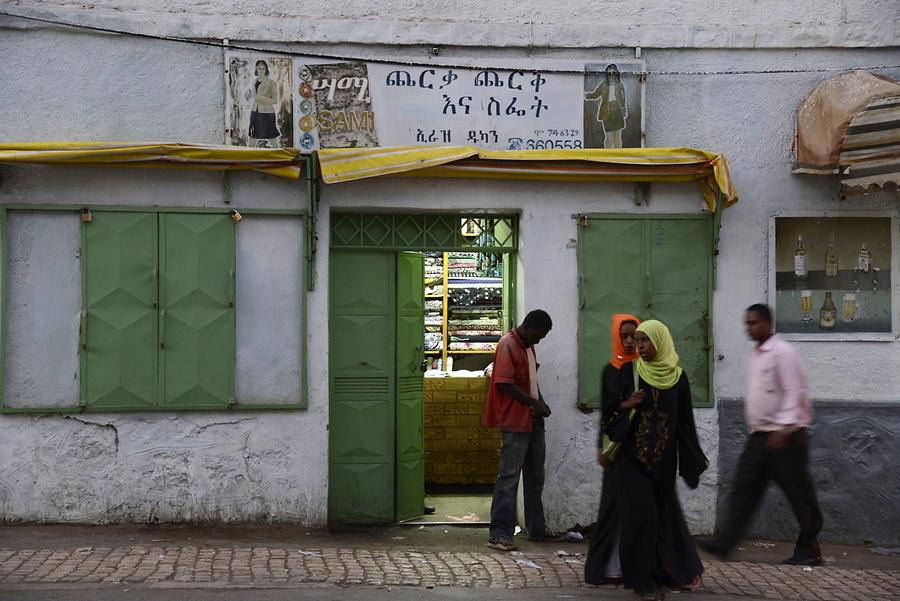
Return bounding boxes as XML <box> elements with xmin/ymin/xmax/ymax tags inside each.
<box><xmin>584</xmin><ymin>313</ymin><xmax>640</xmax><ymax>586</ymax></box>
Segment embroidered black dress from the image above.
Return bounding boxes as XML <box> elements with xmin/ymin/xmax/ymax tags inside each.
<box><xmin>604</xmin><ymin>361</ymin><xmax>707</xmax><ymax>596</ymax></box>
<box><xmin>584</xmin><ymin>362</ymin><xmax>625</xmax><ymax>584</ymax></box>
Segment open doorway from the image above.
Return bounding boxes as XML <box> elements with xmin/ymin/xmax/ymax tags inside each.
<box><xmin>414</xmin><ymin>250</ymin><xmax>513</xmax><ymax>525</ymax></box>
<box><xmin>328</xmin><ymin>213</ymin><xmax>517</xmax><ymax>526</ymax></box>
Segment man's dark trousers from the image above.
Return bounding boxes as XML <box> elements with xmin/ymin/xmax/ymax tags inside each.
<box><xmin>489</xmin><ymin>422</ymin><xmax>546</xmax><ymax>543</ymax></box>
<box><xmin>718</xmin><ymin>429</ymin><xmax>823</xmax><ymax>560</ymax></box>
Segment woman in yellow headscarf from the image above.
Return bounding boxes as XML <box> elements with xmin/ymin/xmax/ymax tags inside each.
<box><xmin>604</xmin><ymin>320</ymin><xmax>708</xmax><ymax>601</ymax></box>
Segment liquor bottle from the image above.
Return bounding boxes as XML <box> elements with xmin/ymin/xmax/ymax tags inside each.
<box><xmin>794</xmin><ymin>235</ymin><xmax>808</xmax><ymax>279</ymax></box>
<box><xmin>856</xmin><ymin>242</ymin><xmax>872</xmax><ymax>273</ymax></box>
<box><xmin>824</xmin><ymin>233</ymin><xmax>838</xmax><ymax>277</ymax></box>
<box><xmin>819</xmin><ymin>292</ymin><xmax>837</xmax><ymax>330</ymax></box>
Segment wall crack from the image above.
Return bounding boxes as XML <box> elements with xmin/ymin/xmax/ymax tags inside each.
<box><xmin>63</xmin><ymin>415</ymin><xmax>119</xmax><ymax>453</ymax></box>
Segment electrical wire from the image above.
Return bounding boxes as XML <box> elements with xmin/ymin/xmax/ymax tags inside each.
<box><xmin>2</xmin><ymin>10</ymin><xmax>899</xmax><ymax>76</ymax></box>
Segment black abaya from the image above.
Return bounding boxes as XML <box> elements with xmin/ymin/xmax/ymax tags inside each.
<box><xmin>584</xmin><ymin>362</ymin><xmax>625</xmax><ymax>585</ymax></box>
<box><xmin>605</xmin><ymin>362</ymin><xmax>707</xmax><ymax>596</ymax></box>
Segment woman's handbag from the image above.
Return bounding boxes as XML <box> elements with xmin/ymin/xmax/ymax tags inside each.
<box><xmin>600</xmin><ymin>365</ymin><xmax>639</xmax><ymax>462</ymax></box>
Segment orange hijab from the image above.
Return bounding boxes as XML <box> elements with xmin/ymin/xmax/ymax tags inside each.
<box><xmin>610</xmin><ymin>313</ymin><xmax>641</xmax><ymax>369</ymax></box>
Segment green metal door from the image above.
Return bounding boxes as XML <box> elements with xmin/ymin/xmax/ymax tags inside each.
<box><xmin>647</xmin><ymin>219</ymin><xmax>711</xmax><ymax>405</ymax></box>
<box><xmin>577</xmin><ymin>218</ymin><xmax>645</xmax><ymax>408</ymax></box>
<box><xmin>329</xmin><ymin>251</ymin><xmax>395</xmax><ymax>523</ymax></box>
<box><xmin>82</xmin><ymin>211</ymin><xmax>158</xmax><ymax>409</ymax></box>
<box><xmin>159</xmin><ymin>213</ymin><xmax>235</xmax><ymax>408</ymax></box>
<box><xmin>395</xmin><ymin>252</ymin><xmax>425</xmax><ymax>522</ymax></box>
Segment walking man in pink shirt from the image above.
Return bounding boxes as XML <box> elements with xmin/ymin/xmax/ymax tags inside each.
<box><xmin>700</xmin><ymin>304</ymin><xmax>824</xmax><ymax>566</ymax></box>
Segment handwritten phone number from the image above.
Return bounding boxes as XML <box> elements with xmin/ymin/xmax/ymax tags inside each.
<box><xmin>543</xmin><ymin>129</ymin><xmax>580</xmax><ymax>137</ymax></box>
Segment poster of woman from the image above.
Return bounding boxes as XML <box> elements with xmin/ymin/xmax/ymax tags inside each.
<box><xmin>583</xmin><ymin>61</ymin><xmax>644</xmax><ymax>148</ymax></box>
<box><xmin>227</xmin><ymin>53</ymin><xmax>293</xmax><ymax>148</ymax></box>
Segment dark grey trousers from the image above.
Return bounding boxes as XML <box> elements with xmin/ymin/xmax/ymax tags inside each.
<box><xmin>489</xmin><ymin>426</ymin><xmax>547</xmax><ymax>542</ymax></box>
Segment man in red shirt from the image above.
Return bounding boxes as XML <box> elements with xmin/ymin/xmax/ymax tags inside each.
<box><xmin>484</xmin><ymin>309</ymin><xmax>557</xmax><ymax>551</ymax></box>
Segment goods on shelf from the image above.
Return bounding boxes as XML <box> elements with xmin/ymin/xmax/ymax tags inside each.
<box><xmin>423</xmin><ymin>251</ymin><xmax>508</xmax><ymax>367</ymax></box>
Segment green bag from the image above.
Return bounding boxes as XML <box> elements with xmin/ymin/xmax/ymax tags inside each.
<box><xmin>600</xmin><ymin>364</ymin><xmax>639</xmax><ymax>462</ymax></box>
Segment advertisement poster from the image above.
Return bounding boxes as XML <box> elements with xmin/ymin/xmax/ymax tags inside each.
<box><xmin>227</xmin><ymin>54</ymin><xmax>294</xmax><ymax>148</ymax></box>
<box><xmin>774</xmin><ymin>216</ymin><xmax>893</xmax><ymax>335</ymax></box>
<box><xmin>225</xmin><ymin>52</ymin><xmax>645</xmax><ymax>151</ymax></box>
<box><xmin>583</xmin><ymin>62</ymin><xmax>644</xmax><ymax>149</ymax></box>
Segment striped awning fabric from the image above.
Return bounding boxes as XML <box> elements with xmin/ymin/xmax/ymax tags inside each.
<box><xmin>840</xmin><ymin>96</ymin><xmax>900</xmax><ymax>195</ymax></box>
<box><xmin>0</xmin><ymin>142</ymin><xmax>304</xmax><ymax>179</ymax></box>
<box><xmin>317</xmin><ymin>146</ymin><xmax>737</xmax><ymax>210</ymax></box>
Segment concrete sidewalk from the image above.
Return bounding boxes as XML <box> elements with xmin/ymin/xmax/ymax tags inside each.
<box><xmin>0</xmin><ymin>524</ymin><xmax>898</xmax><ymax>601</ymax></box>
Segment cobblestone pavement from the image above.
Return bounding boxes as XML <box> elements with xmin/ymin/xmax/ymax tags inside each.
<box><xmin>1</xmin><ymin>545</ymin><xmax>898</xmax><ymax>600</ymax></box>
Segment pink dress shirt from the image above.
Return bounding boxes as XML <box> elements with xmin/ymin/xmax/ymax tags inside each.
<box><xmin>745</xmin><ymin>334</ymin><xmax>812</xmax><ymax>433</ymax></box>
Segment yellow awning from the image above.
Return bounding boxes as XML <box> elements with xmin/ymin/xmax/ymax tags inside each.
<box><xmin>317</xmin><ymin>146</ymin><xmax>738</xmax><ymax>210</ymax></box>
<box><xmin>0</xmin><ymin>142</ymin><xmax>304</xmax><ymax>179</ymax></box>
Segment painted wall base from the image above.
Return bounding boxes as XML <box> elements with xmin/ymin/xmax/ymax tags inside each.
<box><xmin>716</xmin><ymin>399</ymin><xmax>900</xmax><ymax>546</ymax></box>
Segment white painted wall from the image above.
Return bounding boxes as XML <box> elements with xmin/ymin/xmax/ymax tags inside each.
<box><xmin>5</xmin><ymin>1</ymin><xmax>898</xmax><ymax>48</ymax></box>
<box><xmin>0</xmin><ymin>11</ymin><xmax>898</xmax><ymax>527</ymax></box>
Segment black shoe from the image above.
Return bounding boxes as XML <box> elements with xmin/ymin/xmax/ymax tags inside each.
<box><xmin>782</xmin><ymin>555</ymin><xmax>823</xmax><ymax>566</ymax></box>
<box><xmin>487</xmin><ymin>539</ymin><xmax>518</xmax><ymax>552</ymax></box>
<box><xmin>424</xmin><ymin>505</ymin><xmax>436</xmax><ymax>515</ymax></box>
<box><xmin>697</xmin><ymin>539</ymin><xmax>731</xmax><ymax>560</ymax></box>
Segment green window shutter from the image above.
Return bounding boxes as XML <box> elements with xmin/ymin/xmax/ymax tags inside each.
<box><xmin>329</xmin><ymin>251</ymin><xmax>395</xmax><ymax>523</ymax></box>
<box><xmin>646</xmin><ymin>219</ymin><xmax>711</xmax><ymax>407</ymax></box>
<box><xmin>159</xmin><ymin>213</ymin><xmax>235</xmax><ymax>408</ymax></box>
<box><xmin>577</xmin><ymin>218</ymin><xmax>645</xmax><ymax>409</ymax></box>
<box><xmin>82</xmin><ymin>211</ymin><xmax>158</xmax><ymax>409</ymax></box>
<box><xmin>578</xmin><ymin>216</ymin><xmax>711</xmax><ymax>408</ymax></box>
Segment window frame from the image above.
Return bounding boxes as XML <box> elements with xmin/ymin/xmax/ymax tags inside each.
<box><xmin>0</xmin><ymin>204</ymin><xmax>309</xmax><ymax>413</ymax></box>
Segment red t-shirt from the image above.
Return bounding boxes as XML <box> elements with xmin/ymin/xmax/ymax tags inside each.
<box><xmin>483</xmin><ymin>329</ymin><xmax>538</xmax><ymax>433</ymax></box>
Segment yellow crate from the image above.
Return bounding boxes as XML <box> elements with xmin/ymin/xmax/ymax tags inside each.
<box><xmin>432</xmin><ymin>414</ymin><xmax>457</xmax><ymax>427</ymax></box>
<box><xmin>424</xmin><ymin>427</ymin><xmax>445</xmax><ymax>441</ymax></box>
<box><xmin>430</xmin><ymin>439</ymin><xmax>457</xmax><ymax>452</ymax></box>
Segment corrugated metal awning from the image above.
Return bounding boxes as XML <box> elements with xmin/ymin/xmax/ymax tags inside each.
<box><xmin>839</xmin><ymin>95</ymin><xmax>900</xmax><ymax>195</ymax></box>
<box><xmin>318</xmin><ymin>146</ymin><xmax>738</xmax><ymax>210</ymax></box>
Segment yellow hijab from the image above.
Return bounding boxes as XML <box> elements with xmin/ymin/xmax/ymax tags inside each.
<box><xmin>635</xmin><ymin>320</ymin><xmax>683</xmax><ymax>390</ymax></box>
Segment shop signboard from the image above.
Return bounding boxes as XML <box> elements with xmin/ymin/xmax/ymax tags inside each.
<box><xmin>226</xmin><ymin>52</ymin><xmax>644</xmax><ymax>151</ymax></box>
<box><xmin>771</xmin><ymin>213</ymin><xmax>896</xmax><ymax>339</ymax></box>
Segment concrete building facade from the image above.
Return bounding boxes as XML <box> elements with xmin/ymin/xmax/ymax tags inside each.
<box><xmin>0</xmin><ymin>2</ymin><xmax>898</xmax><ymax>544</ymax></box>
